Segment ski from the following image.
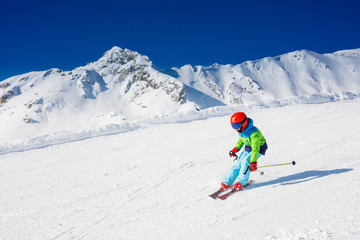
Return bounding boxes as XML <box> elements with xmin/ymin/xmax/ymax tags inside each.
<box><xmin>218</xmin><ymin>180</ymin><xmax>254</xmax><ymax>200</ymax></box>
<box><xmin>209</xmin><ymin>189</ymin><xmax>223</xmax><ymax>199</ymax></box>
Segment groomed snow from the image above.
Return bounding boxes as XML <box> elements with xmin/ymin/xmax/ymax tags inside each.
<box><xmin>1</xmin><ymin>100</ymin><xmax>360</xmax><ymax>239</ymax></box>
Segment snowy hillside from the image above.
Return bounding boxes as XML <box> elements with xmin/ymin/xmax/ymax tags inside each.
<box><xmin>1</xmin><ymin>47</ymin><xmax>360</xmax><ymax>152</ymax></box>
<box><xmin>1</xmin><ymin>101</ymin><xmax>360</xmax><ymax>239</ymax></box>
<box><xmin>0</xmin><ymin>47</ymin><xmax>188</xmax><ymax>149</ymax></box>
<box><xmin>174</xmin><ymin>48</ymin><xmax>360</xmax><ymax>107</ymax></box>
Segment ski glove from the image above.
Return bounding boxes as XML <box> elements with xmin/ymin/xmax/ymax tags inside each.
<box><xmin>229</xmin><ymin>147</ymin><xmax>239</xmax><ymax>157</ymax></box>
<box><xmin>250</xmin><ymin>162</ymin><xmax>257</xmax><ymax>172</ymax></box>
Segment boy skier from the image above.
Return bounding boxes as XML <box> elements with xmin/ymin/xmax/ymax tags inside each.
<box><xmin>220</xmin><ymin>112</ymin><xmax>268</xmax><ymax>191</ymax></box>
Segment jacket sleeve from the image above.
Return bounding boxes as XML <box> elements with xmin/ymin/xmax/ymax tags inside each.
<box><xmin>249</xmin><ymin>131</ymin><xmax>261</xmax><ymax>163</ymax></box>
<box><xmin>235</xmin><ymin>137</ymin><xmax>244</xmax><ymax>151</ymax></box>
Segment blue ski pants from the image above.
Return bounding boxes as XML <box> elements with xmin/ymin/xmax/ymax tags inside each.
<box><xmin>223</xmin><ymin>151</ymin><xmax>263</xmax><ymax>186</ymax></box>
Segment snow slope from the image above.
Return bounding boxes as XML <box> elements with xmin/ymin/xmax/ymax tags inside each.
<box><xmin>1</xmin><ymin>100</ymin><xmax>360</xmax><ymax>239</ymax></box>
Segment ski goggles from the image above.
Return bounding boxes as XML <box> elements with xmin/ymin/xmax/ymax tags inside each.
<box><xmin>231</xmin><ymin>122</ymin><xmax>243</xmax><ymax>129</ymax></box>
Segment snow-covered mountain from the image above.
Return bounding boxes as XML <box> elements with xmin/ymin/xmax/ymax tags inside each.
<box><xmin>1</xmin><ymin>47</ymin><xmax>360</xmax><ymax>149</ymax></box>
<box><xmin>0</xmin><ymin>47</ymin><xmax>186</xmax><ymax>118</ymax></box>
<box><xmin>174</xmin><ymin>48</ymin><xmax>360</xmax><ymax>108</ymax></box>
<box><xmin>0</xmin><ymin>47</ymin><xmax>188</xmax><ymax>147</ymax></box>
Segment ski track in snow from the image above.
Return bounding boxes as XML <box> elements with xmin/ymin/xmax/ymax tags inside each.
<box><xmin>1</xmin><ymin>101</ymin><xmax>360</xmax><ymax>239</ymax></box>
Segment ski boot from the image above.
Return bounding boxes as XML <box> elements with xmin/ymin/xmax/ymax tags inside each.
<box><xmin>220</xmin><ymin>182</ymin><xmax>230</xmax><ymax>191</ymax></box>
<box><xmin>232</xmin><ymin>182</ymin><xmax>244</xmax><ymax>191</ymax></box>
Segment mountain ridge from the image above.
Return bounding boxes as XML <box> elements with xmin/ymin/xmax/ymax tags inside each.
<box><xmin>173</xmin><ymin>48</ymin><xmax>360</xmax><ymax>107</ymax></box>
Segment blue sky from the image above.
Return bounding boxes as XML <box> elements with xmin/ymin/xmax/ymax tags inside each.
<box><xmin>1</xmin><ymin>0</ymin><xmax>359</xmax><ymax>81</ymax></box>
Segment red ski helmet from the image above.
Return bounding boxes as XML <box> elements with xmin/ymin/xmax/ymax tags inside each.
<box><xmin>230</xmin><ymin>112</ymin><xmax>248</xmax><ymax>132</ymax></box>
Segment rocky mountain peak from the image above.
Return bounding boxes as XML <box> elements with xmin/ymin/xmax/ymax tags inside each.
<box><xmin>98</xmin><ymin>46</ymin><xmax>151</xmax><ymax>66</ymax></box>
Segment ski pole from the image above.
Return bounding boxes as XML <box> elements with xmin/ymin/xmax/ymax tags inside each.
<box><xmin>258</xmin><ymin>161</ymin><xmax>296</xmax><ymax>169</ymax></box>
<box><xmin>256</xmin><ymin>161</ymin><xmax>296</xmax><ymax>175</ymax></box>
<box><xmin>246</xmin><ymin>161</ymin><xmax>296</xmax><ymax>175</ymax></box>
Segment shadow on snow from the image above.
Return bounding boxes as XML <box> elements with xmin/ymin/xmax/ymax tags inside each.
<box><xmin>251</xmin><ymin>168</ymin><xmax>353</xmax><ymax>189</ymax></box>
